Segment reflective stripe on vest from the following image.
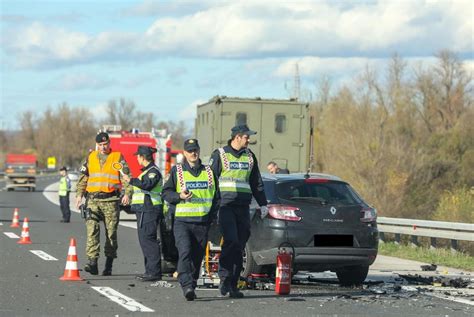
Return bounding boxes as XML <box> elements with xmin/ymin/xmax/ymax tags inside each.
<box><xmin>131</xmin><ymin>166</ymin><xmax>162</xmax><ymax>206</ymax></box>
<box><xmin>218</xmin><ymin>148</ymin><xmax>253</xmax><ymax>193</ymax></box>
<box><xmin>59</xmin><ymin>176</ymin><xmax>68</xmax><ymax>196</ymax></box>
<box><xmin>86</xmin><ymin>151</ymin><xmax>121</xmax><ymax>193</ymax></box>
<box><xmin>175</xmin><ymin>164</ymin><xmax>215</xmax><ymax>218</ymax></box>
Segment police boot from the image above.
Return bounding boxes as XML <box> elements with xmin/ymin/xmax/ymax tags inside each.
<box><xmin>102</xmin><ymin>257</ymin><xmax>114</xmax><ymax>276</ymax></box>
<box><xmin>84</xmin><ymin>258</ymin><xmax>98</xmax><ymax>275</ymax></box>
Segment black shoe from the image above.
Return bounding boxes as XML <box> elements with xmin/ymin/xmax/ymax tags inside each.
<box><xmin>60</xmin><ymin>219</ymin><xmax>65</xmax><ymax>223</ymax></box>
<box><xmin>219</xmin><ymin>280</ymin><xmax>230</xmax><ymax>296</ymax></box>
<box><xmin>102</xmin><ymin>257</ymin><xmax>113</xmax><ymax>276</ymax></box>
<box><xmin>137</xmin><ymin>274</ymin><xmax>162</xmax><ymax>282</ymax></box>
<box><xmin>184</xmin><ymin>288</ymin><xmax>196</xmax><ymax>301</ymax></box>
<box><xmin>229</xmin><ymin>288</ymin><xmax>244</xmax><ymax>298</ymax></box>
<box><xmin>84</xmin><ymin>259</ymin><xmax>98</xmax><ymax>275</ymax></box>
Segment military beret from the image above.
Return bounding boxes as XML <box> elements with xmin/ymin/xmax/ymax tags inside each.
<box><xmin>95</xmin><ymin>132</ymin><xmax>110</xmax><ymax>143</ymax></box>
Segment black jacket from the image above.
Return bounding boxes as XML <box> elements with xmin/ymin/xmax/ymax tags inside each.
<box><xmin>209</xmin><ymin>144</ymin><xmax>267</xmax><ymax>207</ymax></box>
<box><xmin>130</xmin><ymin>162</ymin><xmax>163</xmax><ymax>214</ymax></box>
<box><xmin>162</xmin><ymin>159</ymin><xmax>219</xmax><ymax>223</ymax></box>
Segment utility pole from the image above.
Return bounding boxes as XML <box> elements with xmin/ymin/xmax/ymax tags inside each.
<box><xmin>293</xmin><ymin>63</ymin><xmax>301</xmax><ymax>101</ymax></box>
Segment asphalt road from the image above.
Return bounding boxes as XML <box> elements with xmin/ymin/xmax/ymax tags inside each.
<box><xmin>0</xmin><ymin>176</ymin><xmax>472</xmax><ymax>316</ymax></box>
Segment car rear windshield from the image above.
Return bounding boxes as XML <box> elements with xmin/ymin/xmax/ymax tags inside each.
<box><xmin>275</xmin><ymin>180</ymin><xmax>363</xmax><ymax>206</ymax></box>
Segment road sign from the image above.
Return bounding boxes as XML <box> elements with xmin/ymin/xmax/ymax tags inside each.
<box><xmin>47</xmin><ymin>156</ymin><xmax>56</xmax><ymax>169</ymax></box>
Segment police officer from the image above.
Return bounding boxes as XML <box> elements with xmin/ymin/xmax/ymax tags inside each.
<box><xmin>122</xmin><ymin>146</ymin><xmax>163</xmax><ymax>282</ymax></box>
<box><xmin>209</xmin><ymin>124</ymin><xmax>268</xmax><ymax>298</ymax></box>
<box><xmin>162</xmin><ymin>139</ymin><xmax>218</xmax><ymax>301</ymax></box>
<box><xmin>58</xmin><ymin>166</ymin><xmax>72</xmax><ymax>223</ymax></box>
<box><xmin>75</xmin><ymin>132</ymin><xmax>132</xmax><ymax>276</ymax></box>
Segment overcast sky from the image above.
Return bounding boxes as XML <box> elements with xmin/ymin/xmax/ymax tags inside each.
<box><xmin>1</xmin><ymin>0</ymin><xmax>472</xmax><ymax>130</ymax></box>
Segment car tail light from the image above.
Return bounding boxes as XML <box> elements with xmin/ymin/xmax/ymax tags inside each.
<box><xmin>27</xmin><ymin>169</ymin><xmax>36</xmax><ymax>174</ymax></box>
<box><xmin>360</xmin><ymin>207</ymin><xmax>377</xmax><ymax>223</ymax></box>
<box><xmin>267</xmin><ymin>204</ymin><xmax>301</xmax><ymax>222</ymax></box>
<box><xmin>5</xmin><ymin>168</ymin><xmax>14</xmax><ymax>174</ymax></box>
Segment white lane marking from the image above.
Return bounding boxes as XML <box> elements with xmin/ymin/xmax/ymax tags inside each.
<box><xmin>91</xmin><ymin>286</ymin><xmax>154</xmax><ymax>312</ymax></box>
<box><xmin>4</xmin><ymin>232</ymin><xmax>20</xmax><ymax>239</ymax></box>
<box><xmin>29</xmin><ymin>250</ymin><xmax>58</xmax><ymax>261</ymax></box>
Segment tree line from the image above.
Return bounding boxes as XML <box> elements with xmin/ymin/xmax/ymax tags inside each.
<box><xmin>0</xmin><ymin>98</ymin><xmax>191</xmax><ymax>170</ymax></box>
<box><xmin>309</xmin><ymin>51</ymin><xmax>473</xmax><ymax>223</ymax></box>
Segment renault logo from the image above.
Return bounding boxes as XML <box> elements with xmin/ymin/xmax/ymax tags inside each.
<box><xmin>330</xmin><ymin>206</ymin><xmax>337</xmax><ymax>215</ymax></box>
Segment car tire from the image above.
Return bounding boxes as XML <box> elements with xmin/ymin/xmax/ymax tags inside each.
<box><xmin>336</xmin><ymin>265</ymin><xmax>369</xmax><ymax>286</ymax></box>
<box><xmin>241</xmin><ymin>244</ymin><xmax>262</xmax><ymax>277</ymax></box>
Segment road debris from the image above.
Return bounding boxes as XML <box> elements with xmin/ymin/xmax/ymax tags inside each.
<box><xmin>150</xmin><ymin>280</ymin><xmax>175</xmax><ymax>288</ymax></box>
<box><xmin>420</xmin><ymin>264</ymin><xmax>437</xmax><ymax>271</ymax></box>
<box><xmin>399</xmin><ymin>274</ymin><xmax>472</xmax><ymax>288</ymax></box>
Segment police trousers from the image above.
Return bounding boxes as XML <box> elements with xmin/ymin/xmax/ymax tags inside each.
<box><xmin>59</xmin><ymin>194</ymin><xmax>71</xmax><ymax>222</ymax></box>
<box><xmin>217</xmin><ymin>205</ymin><xmax>251</xmax><ymax>288</ymax></box>
<box><xmin>173</xmin><ymin>220</ymin><xmax>209</xmax><ymax>290</ymax></box>
<box><xmin>136</xmin><ymin>210</ymin><xmax>162</xmax><ymax>277</ymax></box>
<box><xmin>85</xmin><ymin>199</ymin><xmax>119</xmax><ymax>260</ymax></box>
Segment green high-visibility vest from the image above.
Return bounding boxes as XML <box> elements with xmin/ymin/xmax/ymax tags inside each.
<box><xmin>218</xmin><ymin>148</ymin><xmax>253</xmax><ymax>194</ymax></box>
<box><xmin>131</xmin><ymin>166</ymin><xmax>162</xmax><ymax>206</ymax></box>
<box><xmin>59</xmin><ymin>176</ymin><xmax>69</xmax><ymax>196</ymax></box>
<box><xmin>175</xmin><ymin>164</ymin><xmax>215</xmax><ymax>218</ymax></box>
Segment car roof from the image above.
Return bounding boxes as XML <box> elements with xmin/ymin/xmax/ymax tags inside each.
<box><xmin>262</xmin><ymin>172</ymin><xmax>343</xmax><ymax>182</ymax></box>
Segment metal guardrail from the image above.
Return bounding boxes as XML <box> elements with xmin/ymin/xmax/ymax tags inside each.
<box><xmin>377</xmin><ymin>216</ymin><xmax>474</xmax><ymax>250</ymax></box>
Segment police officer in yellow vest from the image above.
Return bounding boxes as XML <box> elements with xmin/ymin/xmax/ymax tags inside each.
<box><xmin>58</xmin><ymin>166</ymin><xmax>72</xmax><ymax>223</ymax></box>
<box><xmin>122</xmin><ymin>146</ymin><xmax>164</xmax><ymax>282</ymax></box>
<box><xmin>75</xmin><ymin>132</ymin><xmax>132</xmax><ymax>276</ymax></box>
<box><xmin>209</xmin><ymin>124</ymin><xmax>269</xmax><ymax>298</ymax></box>
<box><xmin>162</xmin><ymin>139</ymin><xmax>218</xmax><ymax>301</ymax></box>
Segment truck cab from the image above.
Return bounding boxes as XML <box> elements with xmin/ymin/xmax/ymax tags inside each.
<box><xmin>4</xmin><ymin>154</ymin><xmax>37</xmax><ymax>191</ymax></box>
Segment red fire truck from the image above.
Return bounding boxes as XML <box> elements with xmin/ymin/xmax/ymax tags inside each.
<box><xmin>102</xmin><ymin>125</ymin><xmax>174</xmax><ymax>178</ymax></box>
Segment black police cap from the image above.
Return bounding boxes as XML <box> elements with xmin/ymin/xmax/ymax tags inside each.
<box><xmin>95</xmin><ymin>132</ymin><xmax>110</xmax><ymax>143</ymax></box>
<box><xmin>184</xmin><ymin>139</ymin><xmax>200</xmax><ymax>152</ymax></box>
<box><xmin>134</xmin><ymin>145</ymin><xmax>157</xmax><ymax>156</ymax></box>
<box><xmin>231</xmin><ymin>124</ymin><xmax>257</xmax><ymax>137</ymax></box>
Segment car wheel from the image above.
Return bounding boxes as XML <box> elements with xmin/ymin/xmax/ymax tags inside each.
<box><xmin>7</xmin><ymin>188</ymin><xmax>13</xmax><ymax>191</ymax></box>
<box><xmin>241</xmin><ymin>244</ymin><xmax>262</xmax><ymax>277</ymax></box>
<box><xmin>336</xmin><ymin>265</ymin><xmax>369</xmax><ymax>286</ymax></box>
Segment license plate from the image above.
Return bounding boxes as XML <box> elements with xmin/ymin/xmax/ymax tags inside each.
<box><xmin>314</xmin><ymin>234</ymin><xmax>353</xmax><ymax>247</ymax></box>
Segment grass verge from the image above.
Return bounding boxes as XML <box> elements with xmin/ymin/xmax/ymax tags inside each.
<box><xmin>379</xmin><ymin>242</ymin><xmax>474</xmax><ymax>272</ymax></box>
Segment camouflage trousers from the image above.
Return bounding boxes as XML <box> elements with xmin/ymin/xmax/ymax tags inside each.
<box><xmin>85</xmin><ymin>199</ymin><xmax>120</xmax><ymax>260</ymax></box>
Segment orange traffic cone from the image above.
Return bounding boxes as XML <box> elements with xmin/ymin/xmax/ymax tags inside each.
<box><xmin>17</xmin><ymin>217</ymin><xmax>32</xmax><ymax>244</ymax></box>
<box><xmin>10</xmin><ymin>208</ymin><xmax>20</xmax><ymax>228</ymax></box>
<box><xmin>60</xmin><ymin>238</ymin><xmax>83</xmax><ymax>281</ymax></box>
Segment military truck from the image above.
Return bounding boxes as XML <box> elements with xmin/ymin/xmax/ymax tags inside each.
<box><xmin>195</xmin><ymin>96</ymin><xmax>311</xmax><ymax>172</ymax></box>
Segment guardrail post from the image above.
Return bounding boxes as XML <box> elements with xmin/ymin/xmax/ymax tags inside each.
<box><xmin>450</xmin><ymin>240</ymin><xmax>458</xmax><ymax>253</ymax></box>
<box><xmin>430</xmin><ymin>237</ymin><xmax>437</xmax><ymax>249</ymax></box>
<box><xmin>379</xmin><ymin>232</ymin><xmax>385</xmax><ymax>243</ymax></box>
<box><xmin>394</xmin><ymin>233</ymin><xmax>401</xmax><ymax>245</ymax></box>
<box><xmin>410</xmin><ymin>235</ymin><xmax>418</xmax><ymax>247</ymax></box>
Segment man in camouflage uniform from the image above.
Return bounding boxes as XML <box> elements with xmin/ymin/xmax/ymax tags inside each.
<box><xmin>75</xmin><ymin>132</ymin><xmax>132</xmax><ymax>276</ymax></box>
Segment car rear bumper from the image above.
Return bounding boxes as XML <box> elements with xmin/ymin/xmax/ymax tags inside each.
<box><xmin>252</xmin><ymin>247</ymin><xmax>378</xmax><ymax>269</ymax></box>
